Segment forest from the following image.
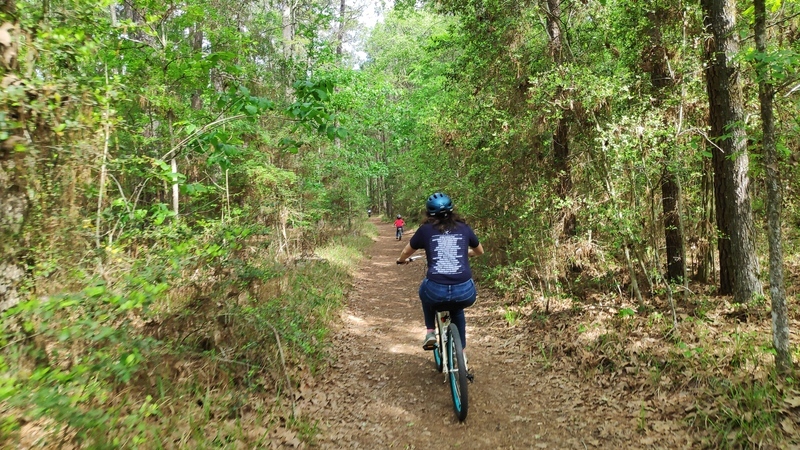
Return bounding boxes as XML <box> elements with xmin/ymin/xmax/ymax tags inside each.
<box><xmin>1</xmin><ymin>0</ymin><xmax>800</xmax><ymax>447</ymax></box>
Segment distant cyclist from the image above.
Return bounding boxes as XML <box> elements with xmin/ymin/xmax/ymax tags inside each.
<box><xmin>396</xmin><ymin>193</ymin><xmax>484</xmax><ymax>356</ymax></box>
<box><xmin>394</xmin><ymin>214</ymin><xmax>405</xmax><ymax>240</ymax></box>
<box><xmin>367</xmin><ymin>208</ymin><xmax>372</xmax><ymax>218</ymax></box>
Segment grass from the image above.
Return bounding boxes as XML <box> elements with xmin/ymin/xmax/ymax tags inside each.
<box><xmin>533</xmin><ymin>342</ymin><xmax>554</xmax><ymax>369</ymax></box>
<box><xmin>503</xmin><ymin>308</ymin><xmax>521</xmax><ymax>326</ymax></box>
<box><xmin>692</xmin><ymin>375</ymin><xmax>786</xmax><ymax>448</ymax></box>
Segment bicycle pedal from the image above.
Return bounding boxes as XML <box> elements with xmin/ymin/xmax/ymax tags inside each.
<box><xmin>466</xmin><ymin>372</ymin><xmax>474</xmax><ymax>383</ymax></box>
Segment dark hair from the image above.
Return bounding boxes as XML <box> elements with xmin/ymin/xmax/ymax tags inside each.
<box><xmin>424</xmin><ymin>211</ymin><xmax>465</xmax><ymax>233</ymax></box>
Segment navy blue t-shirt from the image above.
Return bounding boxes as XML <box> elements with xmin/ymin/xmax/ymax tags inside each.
<box><xmin>409</xmin><ymin>221</ymin><xmax>480</xmax><ymax>284</ymax></box>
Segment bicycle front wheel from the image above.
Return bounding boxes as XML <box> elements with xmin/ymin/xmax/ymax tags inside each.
<box><xmin>447</xmin><ymin>323</ymin><xmax>469</xmax><ymax>422</ymax></box>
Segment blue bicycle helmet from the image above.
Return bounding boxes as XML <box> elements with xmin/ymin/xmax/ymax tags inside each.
<box><xmin>426</xmin><ymin>192</ymin><xmax>454</xmax><ymax>216</ymax></box>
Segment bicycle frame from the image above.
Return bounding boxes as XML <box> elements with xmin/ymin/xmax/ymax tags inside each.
<box><xmin>435</xmin><ymin>311</ymin><xmax>452</xmax><ymax>382</ymax></box>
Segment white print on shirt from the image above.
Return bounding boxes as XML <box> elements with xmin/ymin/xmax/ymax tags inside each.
<box><xmin>431</xmin><ymin>233</ymin><xmax>464</xmax><ymax>275</ymax></box>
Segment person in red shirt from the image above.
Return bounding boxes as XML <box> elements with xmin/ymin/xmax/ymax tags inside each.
<box><xmin>394</xmin><ymin>215</ymin><xmax>405</xmax><ymax>240</ymax></box>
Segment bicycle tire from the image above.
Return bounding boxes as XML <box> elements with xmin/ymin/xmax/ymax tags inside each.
<box><xmin>447</xmin><ymin>323</ymin><xmax>469</xmax><ymax>422</ymax></box>
<box><xmin>433</xmin><ymin>321</ymin><xmax>443</xmax><ymax>372</ymax></box>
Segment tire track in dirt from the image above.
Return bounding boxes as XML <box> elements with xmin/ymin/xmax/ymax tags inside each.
<box><xmin>302</xmin><ymin>219</ymin><xmax>676</xmax><ymax>449</ymax></box>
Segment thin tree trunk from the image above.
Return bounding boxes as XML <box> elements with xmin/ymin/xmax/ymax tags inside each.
<box><xmin>225</xmin><ymin>168</ymin><xmax>230</xmax><ymax>221</ymax></box>
<box><xmin>168</xmin><ymin>113</ymin><xmax>179</xmax><ymax>216</ymax></box>
<box><xmin>754</xmin><ymin>0</ymin><xmax>791</xmax><ymax>372</ymax></box>
<box><xmin>702</xmin><ymin>0</ymin><xmax>763</xmax><ymax>302</ymax></box>
<box><xmin>191</xmin><ymin>24</ymin><xmax>203</xmax><ymax>110</ymax></box>
<box><xmin>651</xmin><ymin>225</ymin><xmax>679</xmax><ymax>330</ymax></box>
<box><xmin>632</xmin><ymin>245</ymin><xmax>654</xmax><ymax>295</ymax></box>
<box><xmin>336</xmin><ymin>0</ymin><xmax>346</xmax><ymax>57</ymax></box>
<box><xmin>694</xmin><ymin>159</ymin><xmax>714</xmax><ymax>282</ymax></box>
<box><xmin>624</xmin><ymin>245</ymin><xmax>643</xmax><ymax>306</ymax></box>
<box><xmin>96</xmin><ymin>66</ymin><xmax>112</xmax><ymax>249</ymax></box>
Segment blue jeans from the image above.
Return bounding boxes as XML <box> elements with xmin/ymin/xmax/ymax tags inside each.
<box><xmin>418</xmin><ymin>278</ymin><xmax>477</xmax><ymax>348</ymax></box>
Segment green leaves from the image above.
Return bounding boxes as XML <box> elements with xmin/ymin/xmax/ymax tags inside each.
<box><xmin>285</xmin><ymin>77</ymin><xmax>347</xmax><ymax>147</ymax></box>
<box><xmin>150</xmin><ymin>203</ymin><xmax>175</xmax><ymax>226</ymax></box>
<box><xmin>215</xmin><ymin>85</ymin><xmax>276</xmax><ymax>118</ymax></box>
<box><xmin>743</xmin><ymin>47</ymin><xmax>800</xmax><ymax>85</ymax></box>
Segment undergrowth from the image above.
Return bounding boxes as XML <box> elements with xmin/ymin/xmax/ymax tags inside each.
<box><xmin>0</xmin><ymin>219</ymin><xmax>376</xmax><ymax>448</ymax></box>
<box><xmin>502</xmin><ymin>272</ymin><xmax>800</xmax><ymax>449</ymax></box>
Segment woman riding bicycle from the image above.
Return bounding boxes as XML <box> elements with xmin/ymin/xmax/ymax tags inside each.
<box><xmin>396</xmin><ymin>193</ymin><xmax>484</xmax><ymax>354</ymax></box>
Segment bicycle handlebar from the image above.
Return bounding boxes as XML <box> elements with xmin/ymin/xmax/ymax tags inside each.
<box><xmin>396</xmin><ymin>255</ymin><xmax>424</xmax><ymax>265</ymax></box>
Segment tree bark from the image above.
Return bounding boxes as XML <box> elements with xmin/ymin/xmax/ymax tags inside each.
<box><xmin>661</xmin><ymin>174</ymin><xmax>684</xmax><ymax>282</ymax></box>
<box><xmin>754</xmin><ymin>0</ymin><xmax>791</xmax><ymax>372</ymax></box>
<box><xmin>701</xmin><ymin>0</ymin><xmax>763</xmax><ymax>302</ymax></box>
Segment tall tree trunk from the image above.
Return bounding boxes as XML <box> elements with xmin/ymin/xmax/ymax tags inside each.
<box><xmin>96</xmin><ymin>67</ymin><xmax>112</xmax><ymax>249</ymax></box>
<box><xmin>645</xmin><ymin>15</ymin><xmax>686</xmax><ymax>284</ymax></box>
<box><xmin>282</xmin><ymin>0</ymin><xmax>295</xmax><ymax>60</ymax></box>
<box><xmin>333</xmin><ymin>0</ymin><xmax>345</xmax><ymax>150</ymax></box>
<box><xmin>336</xmin><ymin>0</ymin><xmax>346</xmax><ymax>57</ymax></box>
<box><xmin>701</xmin><ymin>0</ymin><xmax>763</xmax><ymax>302</ymax></box>
<box><xmin>754</xmin><ymin>0</ymin><xmax>791</xmax><ymax>372</ymax></box>
<box><xmin>0</xmin><ymin>2</ymin><xmax>28</xmax><ymax>310</ymax></box>
<box><xmin>544</xmin><ymin>0</ymin><xmax>575</xmax><ymax>238</ymax></box>
<box><xmin>191</xmin><ymin>24</ymin><xmax>203</xmax><ymax>110</ymax></box>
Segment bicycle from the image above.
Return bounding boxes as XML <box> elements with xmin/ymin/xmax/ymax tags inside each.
<box><xmin>396</xmin><ymin>226</ymin><xmax>403</xmax><ymax>240</ymax></box>
<box><xmin>398</xmin><ymin>255</ymin><xmax>472</xmax><ymax>422</ymax></box>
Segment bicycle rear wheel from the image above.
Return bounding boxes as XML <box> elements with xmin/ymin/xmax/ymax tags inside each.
<box><xmin>447</xmin><ymin>323</ymin><xmax>469</xmax><ymax>422</ymax></box>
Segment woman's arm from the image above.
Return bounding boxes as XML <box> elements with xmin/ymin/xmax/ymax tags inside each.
<box><xmin>397</xmin><ymin>243</ymin><xmax>417</xmax><ymax>263</ymax></box>
<box><xmin>468</xmin><ymin>243</ymin><xmax>484</xmax><ymax>257</ymax></box>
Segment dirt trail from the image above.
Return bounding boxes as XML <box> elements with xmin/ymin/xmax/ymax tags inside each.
<box><xmin>302</xmin><ymin>219</ymin><xmax>672</xmax><ymax>449</ymax></box>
